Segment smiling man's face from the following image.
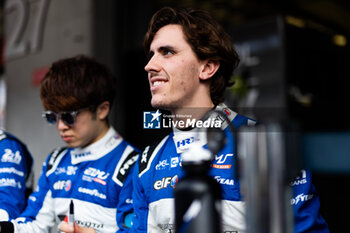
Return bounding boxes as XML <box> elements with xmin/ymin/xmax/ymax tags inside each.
<box><xmin>144</xmin><ymin>24</ymin><xmax>209</xmax><ymax>112</ymax></box>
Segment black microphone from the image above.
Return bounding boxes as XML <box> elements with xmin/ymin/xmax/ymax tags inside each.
<box><xmin>0</xmin><ymin>222</ymin><xmax>14</xmax><ymax>233</ymax></box>
<box><xmin>174</xmin><ymin>109</ymin><xmax>233</xmax><ymax>233</ymax></box>
<box><xmin>206</xmin><ymin>127</ymin><xmax>226</xmax><ymax>155</ymax></box>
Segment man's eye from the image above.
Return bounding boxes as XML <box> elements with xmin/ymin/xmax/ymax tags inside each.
<box><xmin>164</xmin><ymin>50</ymin><xmax>174</xmax><ymax>56</ymax></box>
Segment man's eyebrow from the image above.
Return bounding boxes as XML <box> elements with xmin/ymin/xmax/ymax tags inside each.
<box><xmin>158</xmin><ymin>45</ymin><xmax>175</xmax><ymax>52</ymax></box>
<box><xmin>148</xmin><ymin>45</ymin><xmax>176</xmax><ymax>59</ymax></box>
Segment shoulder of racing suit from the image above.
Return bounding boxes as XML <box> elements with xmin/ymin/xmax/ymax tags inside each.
<box><xmin>138</xmin><ymin>136</ymin><xmax>170</xmax><ymax>178</ymax></box>
<box><xmin>45</xmin><ymin>144</ymin><xmax>139</xmax><ymax>187</ymax></box>
<box><xmin>0</xmin><ymin>130</ymin><xmax>33</xmax><ymax>180</ymax></box>
<box><xmin>46</xmin><ymin>147</ymin><xmax>68</xmax><ymax>175</ymax></box>
<box><xmin>112</xmin><ymin>148</ymin><xmax>139</xmax><ymax>186</ymax></box>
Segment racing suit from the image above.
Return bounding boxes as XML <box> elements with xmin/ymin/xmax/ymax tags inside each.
<box><xmin>131</xmin><ymin>104</ymin><xmax>329</xmax><ymax>233</ymax></box>
<box><xmin>6</xmin><ymin>127</ymin><xmax>138</xmax><ymax>233</ymax></box>
<box><xmin>0</xmin><ymin>130</ymin><xmax>33</xmax><ymax>221</ymax></box>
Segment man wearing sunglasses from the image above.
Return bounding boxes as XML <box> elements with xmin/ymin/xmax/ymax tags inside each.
<box><xmin>0</xmin><ymin>55</ymin><xmax>139</xmax><ymax>233</ymax></box>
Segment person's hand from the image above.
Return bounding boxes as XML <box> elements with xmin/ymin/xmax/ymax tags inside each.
<box><xmin>58</xmin><ymin>221</ymin><xmax>96</xmax><ymax>233</ymax></box>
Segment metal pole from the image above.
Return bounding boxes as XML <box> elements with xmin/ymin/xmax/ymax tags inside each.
<box><xmin>238</xmin><ymin>123</ymin><xmax>293</xmax><ymax>233</ymax></box>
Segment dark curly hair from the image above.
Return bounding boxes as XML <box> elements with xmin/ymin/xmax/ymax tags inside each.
<box><xmin>144</xmin><ymin>7</ymin><xmax>240</xmax><ymax>105</ymax></box>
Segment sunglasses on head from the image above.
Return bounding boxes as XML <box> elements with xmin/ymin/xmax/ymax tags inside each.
<box><xmin>42</xmin><ymin>108</ymin><xmax>87</xmax><ymax>126</ymax></box>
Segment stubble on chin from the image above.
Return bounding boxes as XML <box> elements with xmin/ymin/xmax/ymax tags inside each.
<box><xmin>151</xmin><ymin>93</ymin><xmax>166</xmax><ymax>110</ymax></box>
<box><xmin>151</xmin><ymin>100</ymin><xmax>167</xmax><ymax>111</ymax></box>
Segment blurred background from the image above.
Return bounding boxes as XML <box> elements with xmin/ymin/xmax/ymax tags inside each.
<box><xmin>1</xmin><ymin>0</ymin><xmax>350</xmax><ymax>232</ymax></box>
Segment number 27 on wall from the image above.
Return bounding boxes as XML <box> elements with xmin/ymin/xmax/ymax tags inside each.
<box><xmin>4</xmin><ymin>0</ymin><xmax>50</xmax><ymax>60</ymax></box>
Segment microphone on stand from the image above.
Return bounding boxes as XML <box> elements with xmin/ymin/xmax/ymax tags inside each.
<box><xmin>174</xmin><ymin>109</ymin><xmax>234</xmax><ymax>233</ymax></box>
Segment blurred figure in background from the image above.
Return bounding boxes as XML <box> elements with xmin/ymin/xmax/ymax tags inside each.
<box><xmin>0</xmin><ymin>130</ymin><xmax>33</xmax><ymax>221</ymax></box>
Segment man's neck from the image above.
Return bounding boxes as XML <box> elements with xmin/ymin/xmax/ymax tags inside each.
<box><xmin>171</xmin><ymin>103</ymin><xmax>215</xmax><ymax>129</ymax></box>
<box><xmin>82</xmin><ymin>123</ymin><xmax>110</xmax><ymax>148</ymax></box>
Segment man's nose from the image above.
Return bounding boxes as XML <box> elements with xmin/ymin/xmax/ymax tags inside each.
<box><xmin>56</xmin><ymin>118</ymin><xmax>69</xmax><ymax>130</ymax></box>
<box><xmin>145</xmin><ymin>55</ymin><xmax>161</xmax><ymax>73</ymax></box>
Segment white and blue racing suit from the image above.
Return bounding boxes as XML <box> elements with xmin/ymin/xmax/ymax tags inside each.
<box><xmin>0</xmin><ymin>130</ymin><xmax>33</xmax><ymax>221</ymax></box>
<box><xmin>131</xmin><ymin>104</ymin><xmax>329</xmax><ymax>233</ymax></box>
<box><xmin>10</xmin><ymin>127</ymin><xmax>138</xmax><ymax>233</ymax></box>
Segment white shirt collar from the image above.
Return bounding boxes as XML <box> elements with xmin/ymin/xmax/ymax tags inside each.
<box><xmin>71</xmin><ymin>127</ymin><xmax>123</xmax><ymax>164</ymax></box>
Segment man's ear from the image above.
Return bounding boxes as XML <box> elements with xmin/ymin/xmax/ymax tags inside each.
<box><xmin>97</xmin><ymin>101</ymin><xmax>110</xmax><ymax>120</ymax></box>
<box><xmin>199</xmin><ymin>59</ymin><xmax>220</xmax><ymax>80</ymax></box>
